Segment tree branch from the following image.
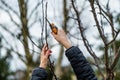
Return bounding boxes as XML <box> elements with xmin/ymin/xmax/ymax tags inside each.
<box><xmin>0</xmin><ymin>7</ymin><xmax>20</xmax><ymax>28</ymax></box>
<box><xmin>71</xmin><ymin>0</ymin><xmax>105</xmax><ymax>78</ymax></box>
<box><xmin>89</xmin><ymin>0</ymin><xmax>107</xmax><ymax>44</ymax></box>
<box><xmin>0</xmin><ymin>0</ymin><xmax>19</xmax><ymax>18</ymax></box>
<box><xmin>28</xmin><ymin>1</ymin><xmax>42</xmax><ymax>20</ymax></box>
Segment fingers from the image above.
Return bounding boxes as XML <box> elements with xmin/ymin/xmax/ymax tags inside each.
<box><xmin>45</xmin><ymin>50</ymin><xmax>52</xmax><ymax>56</ymax></box>
<box><xmin>42</xmin><ymin>44</ymin><xmax>48</xmax><ymax>51</ymax></box>
<box><xmin>42</xmin><ymin>44</ymin><xmax>46</xmax><ymax>51</ymax></box>
<box><xmin>40</xmin><ymin>44</ymin><xmax>52</xmax><ymax>68</ymax></box>
<box><xmin>51</xmin><ymin>31</ymin><xmax>57</xmax><ymax>37</ymax></box>
<box><xmin>51</xmin><ymin>29</ymin><xmax>61</xmax><ymax>39</ymax></box>
<box><xmin>41</xmin><ymin>44</ymin><xmax>52</xmax><ymax>56</ymax></box>
<box><xmin>51</xmin><ymin>29</ymin><xmax>64</xmax><ymax>36</ymax></box>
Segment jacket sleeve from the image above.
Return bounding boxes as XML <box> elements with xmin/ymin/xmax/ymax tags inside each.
<box><xmin>31</xmin><ymin>67</ymin><xmax>48</xmax><ymax>80</ymax></box>
<box><xmin>65</xmin><ymin>46</ymin><xmax>97</xmax><ymax>80</ymax></box>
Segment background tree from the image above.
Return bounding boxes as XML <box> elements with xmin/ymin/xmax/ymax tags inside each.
<box><xmin>68</xmin><ymin>0</ymin><xmax>120</xmax><ymax>79</ymax></box>
<box><xmin>0</xmin><ymin>37</ymin><xmax>13</xmax><ymax>80</ymax></box>
<box><xmin>0</xmin><ymin>0</ymin><xmax>119</xmax><ymax>80</ymax></box>
<box><xmin>0</xmin><ymin>0</ymin><xmax>45</xmax><ymax>79</ymax></box>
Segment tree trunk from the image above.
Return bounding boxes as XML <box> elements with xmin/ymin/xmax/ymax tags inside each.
<box><xmin>54</xmin><ymin>45</ymin><xmax>64</xmax><ymax>79</ymax></box>
<box><xmin>18</xmin><ymin>0</ymin><xmax>32</xmax><ymax>79</ymax></box>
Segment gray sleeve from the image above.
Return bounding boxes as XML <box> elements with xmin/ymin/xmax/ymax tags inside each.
<box><xmin>65</xmin><ymin>46</ymin><xmax>97</xmax><ymax>80</ymax></box>
<box><xmin>31</xmin><ymin>67</ymin><xmax>48</xmax><ymax>80</ymax></box>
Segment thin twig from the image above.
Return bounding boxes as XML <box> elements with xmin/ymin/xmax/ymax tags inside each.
<box><xmin>107</xmin><ymin>30</ymin><xmax>120</xmax><ymax>45</ymax></box>
<box><xmin>45</xmin><ymin>2</ymin><xmax>48</xmax><ymax>45</ymax></box>
<box><xmin>44</xmin><ymin>2</ymin><xmax>58</xmax><ymax>80</ymax></box>
<box><xmin>0</xmin><ymin>0</ymin><xmax>19</xmax><ymax>18</ymax></box>
<box><xmin>0</xmin><ymin>7</ymin><xmax>20</xmax><ymax>28</ymax></box>
<box><xmin>18</xmin><ymin>38</ymin><xmax>41</xmax><ymax>54</ymax></box>
<box><xmin>0</xmin><ymin>24</ymin><xmax>15</xmax><ymax>37</ymax></box>
<box><xmin>28</xmin><ymin>1</ymin><xmax>42</xmax><ymax>20</ymax></box>
<box><xmin>41</xmin><ymin>0</ymin><xmax>45</xmax><ymax>47</ymax></box>
<box><xmin>27</xmin><ymin>35</ymin><xmax>42</xmax><ymax>50</ymax></box>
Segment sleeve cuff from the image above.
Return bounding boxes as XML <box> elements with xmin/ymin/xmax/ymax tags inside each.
<box><xmin>32</xmin><ymin>67</ymin><xmax>48</xmax><ymax>77</ymax></box>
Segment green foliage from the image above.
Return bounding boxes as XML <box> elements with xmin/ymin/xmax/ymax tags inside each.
<box><xmin>115</xmin><ymin>72</ymin><xmax>120</xmax><ymax>80</ymax></box>
<box><xmin>114</xmin><ymin>40</ymin><xmax>120</xmax><ymax>49</ymax></box>
<box><xmin>115</xmin><ymin>58</ymin><xmax>120</xmax><ymax>71</ymax></box>
<box><xmin>46</xmin><ymin>67</ymin><xmax>54</xmax><ymax>80</ymax></box>
<box><xmin>0</xmin><ymin>37</ymin><xmax>13</xmax><ymax>80</ymax></box>
<box><xmin>0</xmin><ymin>57</ymin><xmax>10</xmax><ymax>80</ymax></box>
<box><xmin>44</xmin><ymin>65</ymin><xmax>74</xmax><ymax>80</ymax></box>
<box><xmin>97</xmin><ymin>40</ymin><xmax>120</xmax><ymax>79</ymax></box>
<box><xmin>60</xmin><ymin>66</ymin><xmax>73</xmax><ymax>80</ymax></box>
<box><xmin>115</xmin><ymin>13</ymin><xmax>120</xmax><ymax>26</ymax></box>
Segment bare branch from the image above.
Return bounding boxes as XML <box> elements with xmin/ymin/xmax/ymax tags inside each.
<box><xmin>0</xmin><ymin>24</ymin><xmax>15</xmax><ymax>37</ymax></box>
<box><xmin>96</xmin><ymin>0</ymin><xmax>117</xmax><ymax>45</ymax></box>
<box><xmin>68</xmin><ymin>32</ymin><xmax>82</xmax><ymax>40</ymax></box>
<box><xmin>29</xmin><ymin>11</ymin><xmax>39</xmax><ymax>28</ymax></box>
<box><xmin>45</xmin><ymin>2</ymin><xmax>58</xmax><ymax>80</ymax></box>
<box><xmin>108</xmin><ymin>30</ymin><xmax>120</xmax><ymax>45</ymax></box>
<box><xmin>28</xmin><ymin>1</ymin><xmax>42</xmax><ymax>20</ymax></box>
<box><xmin>89</xmin><ymin>0</ymin><xmax>107</xmax><ymax>44</ymax></box>
<box><xmin>41</xmin><ymin>0</ymin><xmax>45</xmax><ymax>46</ymax></box>
<box><xmin>71</xmin><ymin>0</ymin><xmax>98</xmax><ymax>60</ymax></box>
<box><xmin>18</xmin><ymin>38</ymin><xmax>41</xmax><ymax>54</ymax></box>
<box><xmin>39</xmin><ymin>18</ymin><xmax>44</xmax><ymax>46</ymax></box>
<box><xmin>71</xmin><ymin>0</ymin><xmax>105</xmax><ymax>78</ymax></box>
<box><xmin>28</xmin><ymin>35</ymin><xmax>42</xmax><ymax>50</ymax></box>
<box><xmin>0</xmin><ymin>7</ymin><xmax>20</xmax><ymax>28</ymax></box>
<box><xmin>3</xmin><ymin>46</ymin><xmax>26</xmax><ymax>64</ymax></box>
<box><xmin>0</xmin><ymin>34</ymin><xmax>26</xmax><ymax>64</ymax></box>
<box><xmin>45</xmin><ymin>2</ymin><xmax>48</xmax><ymax>45</ymax></box>
<box><xmin>0</xmin><ymin>0</ymin><xmax>19</xmax><ymax>18</ymax></box>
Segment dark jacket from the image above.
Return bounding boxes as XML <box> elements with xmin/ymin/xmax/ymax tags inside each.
<box><xmin>31</xmin><ymin>67</ymin><xmax>48</xmax><ymax>80</ymax></box>
<box><xmin>31</xmin><ymin>46</ymin><xmax>97</xmax><ymax>80</ymax></box>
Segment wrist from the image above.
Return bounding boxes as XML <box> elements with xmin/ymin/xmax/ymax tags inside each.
<box><xmin>62</xmin><ymin>41</ymin><xmax>72</xmax><ymax>49</ymax></box>
<box><xmin>39</xmin><ymin>63</ymin><xmax>47</xmax><ymax>69</ymax></box>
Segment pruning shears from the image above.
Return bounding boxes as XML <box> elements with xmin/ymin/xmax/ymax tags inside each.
<box><xmin>46</xmin><ymin>18</ymin><xmax>58</xmax><ymax>34</ymax></box>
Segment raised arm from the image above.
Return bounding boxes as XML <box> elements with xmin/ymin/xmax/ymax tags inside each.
<box><xmin>31</xmin><ymin>44</ymin><xmax>52</xmax><ymax>80</ymax></box>
<box><xmin>52</xmin><ymin>29</ymin><xmax>97</xmax><ymax>80</ymax></box>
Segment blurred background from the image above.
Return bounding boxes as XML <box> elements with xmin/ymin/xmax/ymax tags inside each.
<box><xmin>0</xmin><ymin>0</ymin><xmax>120</xmax><ymax>80</ymax></box>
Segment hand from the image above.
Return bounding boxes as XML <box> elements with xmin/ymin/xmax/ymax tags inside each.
<box><xmin>51</xmin><ymin>29</ymin><xmax>72</xmax><ymax>49</ymax></box>
<box><xmin>39</xmin><ymin>44</ymin><xmax>52</xmax><ymax>69</ymax></box>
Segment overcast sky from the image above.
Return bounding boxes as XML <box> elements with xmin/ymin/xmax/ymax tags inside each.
<box><xmin>0</xmin><ymin>0</ymin><xmax>120</xmax><ymax>71</ymax></box>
